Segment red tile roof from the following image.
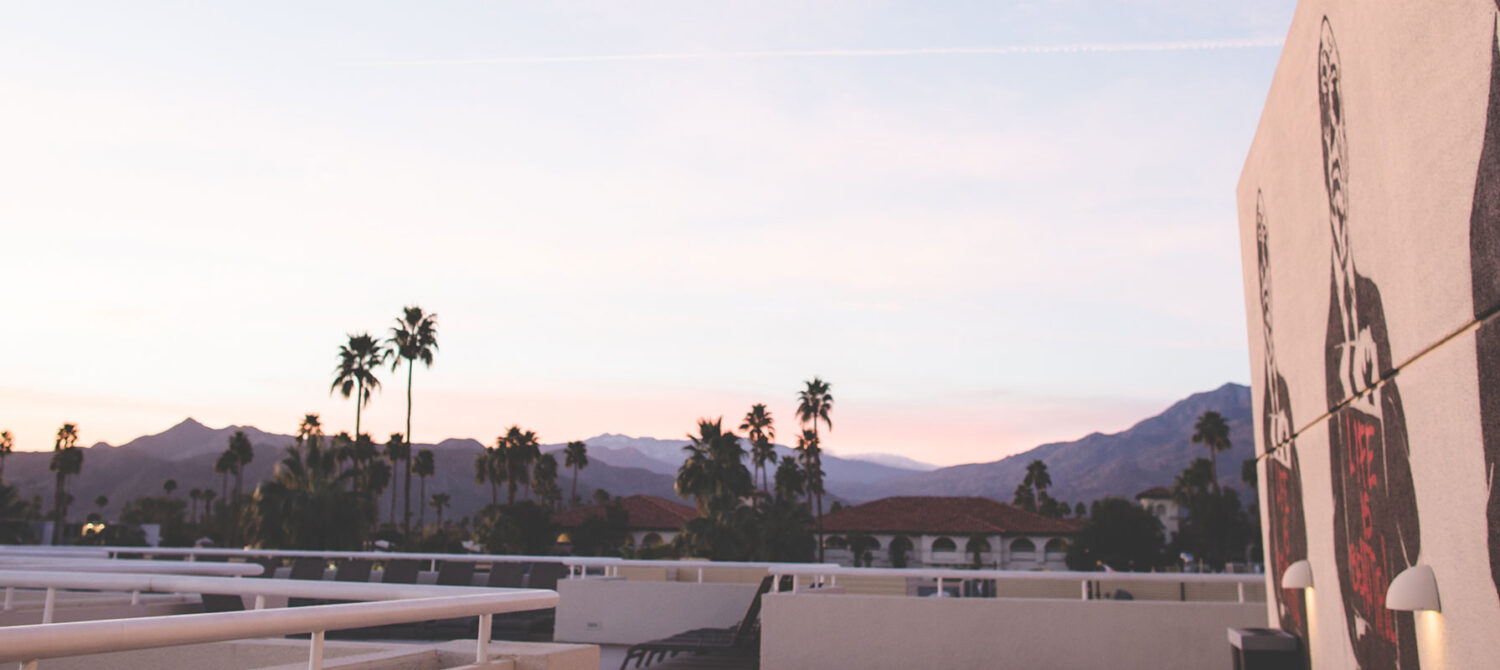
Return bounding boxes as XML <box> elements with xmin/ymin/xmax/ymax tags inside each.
<box><xmin>552</xmin><ymin>494</ymin><xmax>697</xmax><ymax>530</ymax></box>
<box><xmin>1135</xmin><ymin>487</ymin><xmax>1174</xmax><ymax>500</ymax></box>
<box><xmin>819</xmin><ymin>496</ymin><xmax>1078</xmax><ymax>535</ymax></box>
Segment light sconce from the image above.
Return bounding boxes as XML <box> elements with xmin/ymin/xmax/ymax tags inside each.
<box><xmin>1386</xmin><ymin>565</ymin><xmax>1440</xmax><ymax>612</ymax></box>
<box><xmin>1281</xmin><ymin>559</ymin><xmax>1314</xmax><ymax>589</ymax></box>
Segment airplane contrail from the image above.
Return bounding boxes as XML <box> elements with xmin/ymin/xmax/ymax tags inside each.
<box><xmin>356</xmin><ymin>38</ymin><xmax>1284</xmax><ymax>66</ymax></box>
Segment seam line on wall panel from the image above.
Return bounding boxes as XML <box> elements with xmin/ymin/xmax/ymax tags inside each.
<box><xmin>1256</xmin><ymin>302</ymin><xmax>1500</xmax><ymax>461</ymax></box>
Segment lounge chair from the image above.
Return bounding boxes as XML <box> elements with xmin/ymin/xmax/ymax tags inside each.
<box><xmin>436</xmin><ymin>560</ymin><xmax>476</xmax><ymax>586</ymax></box>
<box><xmin>486</xmin><ymin>562</ymin><xmax>526</xmax><ymax>588</ymax></box>
<box><xmin>380</xmin><ymin>559</ymin><xmax>420</xmax><ymax>584</ymax></box>
<box><xmin>287</xmin><ymin>558</ymin><xmax>328</xmax><ymax>608</ymax></box>
<box><xmin>617</xmin><ymin>575</ymin><xmax>773</xmax><ymax>669</ymax></box>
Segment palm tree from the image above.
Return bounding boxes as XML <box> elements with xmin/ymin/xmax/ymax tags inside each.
<box><xmin>499</xmin><ymin>426</ymin><xmax>539</xmax><ymax>505</ymax></box>
<box><xmin>249</xmin><ymin>422</ymin><xmax>374</xmax><ymax>550</ymax></box>
<box><xmin>188</xmin><ymin>489</ymin><xmax>202</xmax><ymax>522</ymax></box>
<box><xmin>331</xmin><ymin>333</ymin><xmax>386</xmax><ymax>439</ymax></box>
<box><xmin>49</xmin><ymin>423</ymin><xmax>83</xmax><ymax>545</ymax></box>
<box><xmin>388</xmin><ymin>305</ymin><xmax>439</xmax><ymax>532</ymax></box>
<box><xmin>533</xmin><ymin>453</ymin><xmax>561</xmax><ymax>511</ymax></box>
<box><xmin>430</xmin><ymin>493</ymin><xmax>451</xmax><ymax>527</ymax></box>
<box><xmin>739</xmin><ymin>404</ymin><xmax>776</xmax><ymax>494</ymax></box>
<box><xmin>163</xmin><ymin>479</ymin><xmax>178</xmax><ymax>497</ymax></box>
<box><xmin>214</xmin><ymin>450</ymin><xmax>237</xmax><ymax>502</ymax></box>
<box><xmin>1191</xmin><ymin>411</ymin><xmax>1232</xmax><ymax>491</ymax></box>
<box><xmin>227</xmin><ymin>430</ymin><xmax>255</xmax><ymax>501</ymax></box>
<box><xmin>413</xmin><ymin>449</ymin><xmax>435</xmax><ymax>527</ymax></box>
<box><xmin>795</xmin><ymin>428</ymin><xmax>826</xmax><ymax>561</ymax></box>
<box><xmin>383</xmin><ymin>433</ymin><xmax>408</xmax><ymax>523</ymax></box>
<box><xmin>475</xmin><ymin>440</ymin><xmax>502</xmax><ymax>505</ymax></box>
<box><xmin>201</xmin><ymin>489</ymin><xmax>216</xmax><ymax>521</ymax></box>
<box><xmin>563</xmin><ymin>441</ymin><xmax>589</xmax><ymax>505</ymax></box>
<box><xmin>1024</xmin><ymin>459</ymin><xmax>1052</xmax><ymax>494</ymax></box>
<box><xmin>0</xmin><ymin>430</ymin><xmax>12</xmax><ymax>485</ymax></box>
<box><xmin>796</xmin><ymin>378</ymin><xmax>834</xmax><ymax>439</ymax></box>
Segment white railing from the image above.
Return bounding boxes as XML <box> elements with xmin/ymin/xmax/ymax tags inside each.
<box><xmin>8</xmin><ymin>546</ymin><xmax>834</xmax><ymax>584</ymax></box>
<box><xmin>765</xmin><ymin>564</ymin><xmax>1265</xmax><ymax>603</ymax></box>
<box><xmin>0</xmin><ymin>571</ymin><xmax>557</xmax><ymax>669</ymax></box>
<box><xmin>0</xmin><ymin>557</ymin><xmax>263</xmax><ymax>577</ymax></box>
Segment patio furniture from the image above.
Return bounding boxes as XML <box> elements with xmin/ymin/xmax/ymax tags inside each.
<box><xmin>617</xmin><ymin>576</ymin><xmax>773</xmax><ymax>669</ymax></box>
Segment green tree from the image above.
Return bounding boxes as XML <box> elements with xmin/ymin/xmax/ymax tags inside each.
<box><xmin>676</xmin><ymin>418</ymin><xmax>755</xmax><ymax>560</ymax></box>
<box><xmin>249</xmin><ymin>418</ymin><xmax>376</xmax><ymax>550</ymax></box>
<box><xmin>533</xmin><ymin>452</ymin><xmax>561</xmax><ymax>511</ymax></box>
<box><xmin>214</xmin><ymin>449</ymin><xmax>237</xmax><ymax>503</ymax></box>
<box><xmin>1191</xmin><ymin>410</ymin><xmax>1232</xmax><ymax>491</ymax></box>
<box><xmin>569</xmin><ymin>500</ymin><xmax>631</xmax><ymax>557</ymax></box>
<box><xmin>429</xmin><ymin>492</ymin><xmax>451</xmax><ymax>527</ymax></box>
<box><xmin>0</xmin><ymin>484</ymin><xmax>35</xmax><ymax>544</ymax></box>
<box><xmin>796</xmin><ymin>378</ymin><xmax>833</xmax><ymax>561</ymax></box>
<box><xmin>1174</xmin><ymin>458</ymin><xmax>1215</xmax><ymax>506</ymax></box>
<box><xmin>384</xmin><ymin>433</ymin><xmax>408</xmax><ymax>523</ymax></box>
<box><xmin>330</xmin><ymin>332</ymin><xmax>386</xmax><ymax>439</ymax></box>
<box><xmin>473</xmin><ymin>502</ymin><xmax>554</xmax><ymax>554</ymax></box>
<box><xmin>498</xmin><ymin>426</ymin><xmax>539</xmax><ymax>505</ymax></box>
<box><xmin>476</xmin><ymin>439</ymin><xmax>503</xmax><ymax>506</ymax></box>
<box><xmin>1241</xmin><ymin>457</ymin><xmax>1259</xmax><ymax>491</ymax></box>
<box><xmin>1175</xmin><ymin>488</ymin><xmax>1254</xmax><ymax>572</ymax></box>
<box><xmin>1012</xmin><ymin>482</ymin><xmax>1037</xmax><ymax>512</ymax></box>
<box><xmin>592</xmin><ymin>489</ymin><xmax>611</xmax><ymax>505</ymax></box>
<box><xmin>227</xmin><ymin>430</ymin><xmax>255</xmax><ymax>501</ymax></box>
<box><xmin>0</xmin><ymin>430</ymin><xmax>13</xmax><ymax>485</ymax></box>
<box><xmin>413</xmin><ymin>448</ymin><xmax>435</xmax><ymax>527</ymax></box>
<box><xmin>50</xmin><ymin>423</ymin><xmax>83</xmax><ymax>545</ymax></box>
<box><xmin>162</xmin><ymin>479</ymin><xmax>177</xmax><ymax>497</ymax></box>
<box><xmin>1065</xmin><ymin>498</ymin><xmax>1168</xmax><ymax>572</ymax></box>
<box><xmin>564</xmin><ymin>440</ymin><xmax>589</xmax><ymax>505</ymax></box>
<box><xmin>388</xmin><ymin>305</ymin><xmax>439</xmax><ymax>533</ymax></box>
<box><xmin>739</xmin><ymin>404</ymin><xmax>777</xmax><ymax>494</ymax></box>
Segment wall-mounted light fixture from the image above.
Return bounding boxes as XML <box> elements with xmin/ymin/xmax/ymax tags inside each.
<box><xmin>1281</xmin><ymin>559</ymin><xmax>1314</xmax><ymax>589</ymax></box>
<box><xmin>1386</xmin><ymin>565</ymin><xmax>1440</xmax><ymax>612</ymax></box>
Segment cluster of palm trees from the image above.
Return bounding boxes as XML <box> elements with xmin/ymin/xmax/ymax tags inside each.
<box><xmin>671</xmin><ymin>377</ymin><xmax>835</xmax><ymax>562</ymax></box>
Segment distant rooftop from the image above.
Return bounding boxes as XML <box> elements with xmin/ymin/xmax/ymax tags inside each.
<box><xmin>1135</xmin><ymin>487</ymin><xmax>1174</xmax><ymax>500</ymax></box>
<box><xmin>551</xmin><ymin>495</ymin><xmax>696</xmax><ymax>530</ymax></box>
<box><xmin>819</xmin><ymin>496</ymin><xmax>1077</xmax><ymax>535</ymax></box>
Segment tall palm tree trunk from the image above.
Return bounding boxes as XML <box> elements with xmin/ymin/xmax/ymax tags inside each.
<box><xmin>570</xmin><ymin>467</ymin><xmax>579</xmax><ymax>503</ymax></box>
<box><xmin>403</xmin><ymin>364</ymin><xmax>413</xmax><ymax>533</ymax></box>
<box><xmin>418</xmin><ymin>476</ymin><xmax>427</xmax><ymax>527</ymax></box>
<box><xmin>354</xmin><ymin>379</ymin><xmax>363</xmax><ymax>439</ymax></box>
<box><xmin>52</xmin><ymin>473</ymin><xmax>65</xmax><ymax>545</ymax></box>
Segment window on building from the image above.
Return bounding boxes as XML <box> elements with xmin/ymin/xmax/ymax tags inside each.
<box><xmin>642</xmin><ymin>532</ymin><xmax>663</xmax><ymax>548</ymax></box>
<box><xmin>824</xmin><ymin>535</ymin><xmax>848</xmax><ymax>549</ymax></box>
<box><xmin>1043</xmin><ymin>538</ymin><xmax>1068</xmax><ymax>562</ymax></box>
<box><xmin>1011</xmin><ymin>538</ymin><xmax>1037</xmax><ymax>561</ymax></box>
<box><xmin>931</xmin><ymin>537</ymin><xmax>957</xmax><ymax>553</ymax></box>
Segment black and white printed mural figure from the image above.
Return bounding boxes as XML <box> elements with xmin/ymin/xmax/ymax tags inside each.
<box><xmin>1470</xmin><ymin>2</ymin><xmax>1500</xmax><ymax>606</ymax></box>
<box><xmin>1318</xmin><ymin>18</ymin><xmax>1422</xmax><ymax>670</ymax></box>
<box><xmin>1257</xmin><ymin>191</ymin><xmax>1309</xmax><ymax>643</ymax></box>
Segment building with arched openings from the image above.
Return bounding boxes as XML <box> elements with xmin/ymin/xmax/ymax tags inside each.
<box><xmin>816</xmin><ymin>496</ymin><xmax>1077</xmax><ymax>570</ymax></box>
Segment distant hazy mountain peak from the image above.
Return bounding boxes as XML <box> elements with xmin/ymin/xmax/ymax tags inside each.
<box><xmin>839</xmin><ymin>453</ymin><xmax>940</xmax><ymax>471</ymax></box>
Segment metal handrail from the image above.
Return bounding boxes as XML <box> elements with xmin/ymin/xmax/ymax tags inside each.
<box><xmin>765</xmin><ymin>565</ymin><xmax>1264</xmax><ymax>603</ymax></box>
<box><xmin>0</xmin><ymin>571</ymin><xmax>557</xmax><ymax>669</ymax></box>
<box><xmin>0</xmin><ymin>546</ymin><xmax>835</xmax><ymax>582</ymax></box>
<box><xmin>0</xmin><ymin>558</ymin><xmax>263</xmax><ymax>577</ymax></box>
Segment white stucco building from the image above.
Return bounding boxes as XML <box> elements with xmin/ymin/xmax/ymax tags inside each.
<box><xmin>816</xmin><ymin>496</ymin><xmax>1078</xmax><ymax>570</ymax></box>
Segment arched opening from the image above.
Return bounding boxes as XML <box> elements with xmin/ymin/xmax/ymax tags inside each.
<box><xmin>642</xmin><ymin>532</ymin><xmax>663</xmax><ymax>548</ymax></box>
<box><xmin>1155</xmin><ymin>503</ymin><xmax>1167</xmax><ymax>517</ymax></box>
<box><xmin>1043</xmin><ymin>538</ymin><xmax>1068</xmax><ymax>562</ymax></box>
<box><xmin>1010</xmin><ymin>538</ymin><xmax>1037</xmax><ymax>562</ymax></box>
<box><xmin>965</xmin><ymin>537</ymin><xmax>992</xmax><ymax>554</ymax></box>
<box><xmin>931</xmin><ymin>537</ymin><xmax>957</xmax><ymax>553</ymax></box>
<box><xmin>889</xmin><ymin>536</ymin><xmax>914</xmax><ymax>568</ymax></box>
<box><xmin>556</xmin><ymin>532</ymin><xmax>572</xmax><ymax>544</ymax></box>
<box><xmin>824</xmin><ymin>535</ymin><xmax>848</xmax><ymax>549</ymax></box>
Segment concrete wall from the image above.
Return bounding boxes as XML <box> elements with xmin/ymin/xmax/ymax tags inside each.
<box><xmin>760</xmin><ymin>593</ymin><xmax>1263</xmax><ymax>670</ymax></box>
<box><xmin>551</xmin><ymin>578</ymin><xmax>758</xmax><ymax>645</ymax></box>
<box><xmin>1238</xmin><ymin>1</ymin><xmax>1500</xmax><ymax>668</ymax></box>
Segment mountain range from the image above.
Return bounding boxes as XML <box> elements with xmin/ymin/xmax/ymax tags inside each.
<box><xmin>0</xmin><ymin>382</ymin><xmax>1251</xmax><ymax>522</ymax></box>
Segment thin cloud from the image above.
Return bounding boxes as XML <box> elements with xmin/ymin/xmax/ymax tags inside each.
<box><xmin>357</xmin><ymin>38</ymin><xmax>1284</xmax><ymax>66</ymax></box>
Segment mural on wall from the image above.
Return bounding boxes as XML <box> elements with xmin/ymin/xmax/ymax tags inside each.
<box><xmin>1256</xmin><ymin>191</ymin><xmax>1309</xmax><ymax>640</ymax></box>
<box><xmin>1472</xmin><ymin>1</ymin><xmax>1500</xmax><ymax>608</ymax></box>
<box><xmin>1317</xmin><ymin>18</ymin><xmax>1423</xmax><ymax>669</ymax></box>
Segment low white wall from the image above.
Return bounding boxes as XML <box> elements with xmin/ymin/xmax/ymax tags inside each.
<box><xmin>552</xmin><ymin>579</ymin><xmax>758</xmax><ymax>645</ymax></box>
<box><xmin>761</xmin><ymin>593</ymin><xmax>1264</xmax><ymax>670</ymax></box>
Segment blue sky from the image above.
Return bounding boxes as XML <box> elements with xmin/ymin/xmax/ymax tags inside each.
<box><xmin>0</xmin><ymin>1</ymin><xmax>1296</xmax><ymax>465</ymax></box>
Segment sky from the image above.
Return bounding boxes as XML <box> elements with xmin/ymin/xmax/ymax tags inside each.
<box><xmin>0</xmin><ymin>1</ymin><xmax>1297</xmax><ymax>466</ymax></box>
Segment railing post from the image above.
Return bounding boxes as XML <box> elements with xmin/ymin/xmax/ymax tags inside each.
<box><xmin>308</xmin><ymin>630</ymin><xmax>324</xmax><ymax>670</ymax></box>
<box><xmin>3</xmin><ymin>586</ymin><xmax>13</xmax><ymax>611</ymax></box>
<box><xmin>255</xmin><ymin>595</ymin><xmax>266</xmax><ymax>610</ymax></box>
<box><xmin>42</xmin><ymin>588</ymin><xmax>55</xmax><ymax>624</ymax></box>
<box><xmin>937</xmin><ymin>578</ymin><xmax>943</xmax><ymax>597</ymax></box>
<box><xmin>1237</xmin><ymin>582</ymin><xmax>1246</xmax><ymax>603</ymax></box>
<box><xmin>477</xmin><ymin>613</ymin><xmax>493</xmax><ymax>663</ymax></box>
<box><xmin>131</xmin><ymin>591</ymin><xmax>140</xmax><ymax>606</ymax></box>
<box><xmin>791</xmin><ymin>575</ymin><xmax>799</xmax><ymax>592</ymax></box>
<box><xmin>1080</xmin><ymin>580</ymin><xmax>1088</xmax><ymax>600</ymax></box>
<box><xmin>697</xmin><ymin>567</ymin><xmax>703</xmax><ymax>583</ymax></box>
<box><xmin>22</xmin><ymin>659</ymin><xmax>38</xmax><ymax>670</ymax></box>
